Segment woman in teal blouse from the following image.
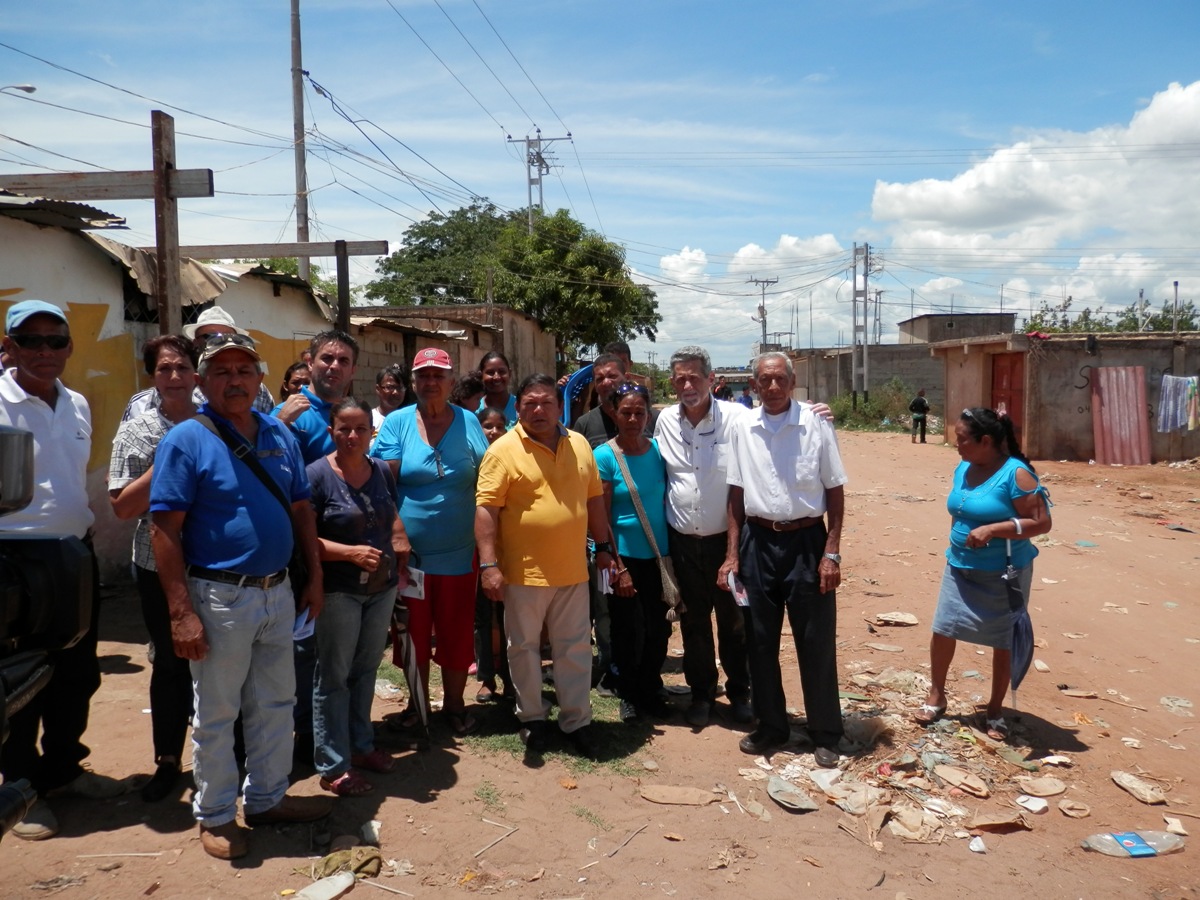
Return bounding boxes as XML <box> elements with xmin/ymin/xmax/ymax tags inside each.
<box><xmin>914</xmin><ymin>407</ymin><xmax>1052</xmax><ymax>740</ymax></box>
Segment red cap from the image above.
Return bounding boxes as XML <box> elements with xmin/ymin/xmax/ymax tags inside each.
<box><xmin>412</xmin><ymin>347</ymin><xmax>453</xmax><ymax>371</ymax></box>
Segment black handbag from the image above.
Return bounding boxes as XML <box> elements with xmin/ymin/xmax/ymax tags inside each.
<box><xmin>194</xmin><ymin>415</ymin><xmax>309</xmax><ymax>605</ymax></box>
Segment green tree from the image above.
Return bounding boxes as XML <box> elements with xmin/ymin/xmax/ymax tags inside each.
<box><xmin>1112</xmin><ymin>298</ymin><xmax>1198</xmax><ymax>332</ymax></box>
<box><xmin>365</xmin><ymin>202</ymin><xmax>520</xmax><ymax>305</ymax></box>
<box><xmin>1022</xmin><ymin>296</ymin><xmax>1114</xmax><ymax>333</ymax></box>
<box><xmin>365</xmin><ymin>203</ymin><xmax>660</xmax><ymax>357</ymax></box>
<box><xmin>1022</xmin><ymin>294</ymin><xmax>1197</xmax><ymax>333</ymax></box>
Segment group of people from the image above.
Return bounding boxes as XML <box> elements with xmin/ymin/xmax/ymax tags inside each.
<box><xmin>0</xmin><ymin>298</ymin><xmax>1052</xmax><ymax>864</ymax></box>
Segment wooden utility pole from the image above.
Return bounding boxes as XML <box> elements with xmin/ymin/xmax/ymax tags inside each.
<box><xmin>291</xmin><ymin>0</ymin><xmax>310</xmax><ymax>281</ymax></box>
<box><xmin>152</xmin><ymin>111</ymin><xmax>183</xmax><ymax>334</ymax></box>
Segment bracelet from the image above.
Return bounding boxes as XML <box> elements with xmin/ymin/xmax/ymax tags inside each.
<box><xmin>479</xmin><ymin>561</ymin><xmax>499</xmax><ymax>569</ymax></box>
<box><xmin>594</xmin><ymin>541</ymin><xmax>614</xmax><ymax>555</ymax></box>
<box><xmin>1010</xmin><ymin>517</ymin><xmax>1023</xmax><ymax>536</ymax></box>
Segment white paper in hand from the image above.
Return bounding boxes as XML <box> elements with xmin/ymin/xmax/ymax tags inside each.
<box><xmin>399</xmin><ymin>565</ymin><xmax>425</xmax><ymax>600</ymax></box>
<box><xmin>727</xmin><ymin>572</ymin><xmax>749</xmax><ymax>607</ymax></box>
<box><xmin>293</xmin><ymin>610</ymin><xmax>315</xmax><ymax>641</ymax></box>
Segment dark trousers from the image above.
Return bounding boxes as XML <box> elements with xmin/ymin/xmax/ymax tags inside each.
<box><xmin>474</xmin><ymin>586</ymin><xmax>511</xmax><ymax>688</ymax></box>
<box><xmin>668</xmin><ymin>528</ymin><xmax>750</xmax><ymax>704</ymax></box>
<box><xmin>739</xmin><ymin>521</ymin><xmax>842</xmax><ymax>746</ymax></box>
<box><xmin>608</xmin><ymin>557</ymin><xmax>671</xmax><ymax>708</ymax></box>
<box><xmin>912</xmin><ymin>415</ymin><xmax>927</xmax><ymax>442</ymax></box>
<box><xmin>137</xmin><ymin>564</ymin><xmax>194</xmax><ymax>764</ymax></box>
<box><xmin>1</xmin><ymin>544</ymin><xmax>102</xmax><ymax>794</ymax></box>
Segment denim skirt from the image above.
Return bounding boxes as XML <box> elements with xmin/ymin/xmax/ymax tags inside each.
<box><xmin>931</xmin><ymin>563</ymin><xmax>1031</xmax><ymax>650</ymax></box>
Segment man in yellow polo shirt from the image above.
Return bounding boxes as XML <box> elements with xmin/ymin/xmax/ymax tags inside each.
<box><xmin>476</xmin><ymin>373</ymin><xmax>617</xmax><ymax>759</ymax></box>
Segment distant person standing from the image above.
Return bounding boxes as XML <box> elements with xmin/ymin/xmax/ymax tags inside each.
<box><xmin>909</xmin><ymin>389</ymin><xmax>930</xmax><ymax>444</ymax></box>
<box><xmin>738</xmin><ymin>385</ymin><xmax>754</xmax><ymax>409</ymax></box>
<box><xmin>713</xmin><ymin>375</ymin><xmax>733</xmax><ymax>402</ymax></box>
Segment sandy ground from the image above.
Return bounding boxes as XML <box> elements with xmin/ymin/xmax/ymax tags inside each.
<box><xmin>3</xmin><ymin>430</ymin><xmax>1200</xmax><ymax>899</ymax></box>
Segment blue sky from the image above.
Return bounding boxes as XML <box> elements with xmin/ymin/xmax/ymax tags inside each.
<box><xmin>3</xmin><ymin>1</ymin><xmax>1200</xmax><ymax>366</ymax></box>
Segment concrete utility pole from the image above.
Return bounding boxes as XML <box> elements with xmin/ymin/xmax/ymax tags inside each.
<box><xmin>852</xmin><ymin>244</ymin><xmax>870</xmax><ymax>408</ymax></box>
<box><xmin>507</xmin><ymin>130</ymin><xmax>571</xmax><ymax>234</ymax></box>
<box><xmin>291</xmin><ymin>0</ymin><xmax>310</xmax><ymax>281</ymax></box>
<box><xmin>748</xmin><ymin>277</ymin><xmax>777</xmax><ymax>349</ymax></box>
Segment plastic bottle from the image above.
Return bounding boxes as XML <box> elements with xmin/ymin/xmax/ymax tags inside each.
<box><xmin>1080</xmin><ymin>831</ymin><xmax>1185</xmax><ymax>857</ymax></box>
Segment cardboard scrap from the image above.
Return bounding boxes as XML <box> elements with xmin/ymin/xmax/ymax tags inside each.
<box><xmin>1111</xmin><ymin>770</ymin><xmax>1167</xmax><ymax>805</ymax></box>
<box><xmin>968</xmin><ymin>808</ymin><xmax>1032</xmax><ymax>832</ymax></box>
<box><xmin>640</xmin><ymin>785</ymin><xmax>720</xmax><ymax>806</ymax></box>
<box><xmin>1016</xmin><ymin>776</ymin><xmax>1067</xmax><ymax>798</ymax></box>
<box><xmin>933</xmin><ymin>765</ymin><xmax>989</xmax><ymax>798</ymax></box>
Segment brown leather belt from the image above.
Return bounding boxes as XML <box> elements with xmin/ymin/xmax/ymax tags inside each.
<box><xmin>188</xmin><ymin>565</ymin><xmax>288</xmax><ymax>590</ymax></box>
<box><xmin>746</xmin><ymin>515</ymin><xmax>822</xmax><ymax>532</ymax></box>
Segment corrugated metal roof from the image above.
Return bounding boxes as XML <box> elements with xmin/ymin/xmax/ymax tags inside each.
<box><xmin>0</xmin><ymin>190</ymin><xmax>126</xmax><ymax>230</ymax></box>
<box><xmin>1092</xmin><ymin>365</ymin><xmax>1152</xmax><ymax>466</ymax></box>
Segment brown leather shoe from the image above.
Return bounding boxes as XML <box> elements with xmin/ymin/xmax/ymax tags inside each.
<box><xmin>199</xmin><ymin>821</ymin><xmax>248</xmax><ymax>860</ymax></box>
<box><xmin>244</xmin><ymin>794</ymin><xmax>333</xmax><ymax>827</ymax></box>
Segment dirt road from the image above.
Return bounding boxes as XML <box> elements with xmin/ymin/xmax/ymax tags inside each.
<box><xmin>4</xmin><ymin>431</ymin><xmax>1199</xmax><ymax>898</ymax></box>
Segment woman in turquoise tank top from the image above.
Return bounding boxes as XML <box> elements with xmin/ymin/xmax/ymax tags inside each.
<box><xmin>913</xmin><ymin>407</ymin><xmax>1052</xmax><ymax>741</ymax></box>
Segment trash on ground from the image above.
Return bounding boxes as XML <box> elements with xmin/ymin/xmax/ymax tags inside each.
<box><xmin>1041</xmin><ymin>754</ymin><xmax>1073</xmax><ymax>767</ymax></box>
<box><xmin>888</xmin><ymin>802</ymin><xmax>945</xmax><ymax>843</ymax></box>
<box><xmin>640</xmin><ymin>785</ymin><xmax>720</xmax><ymax>806</ymax></box>
<box><xmin>1160</xmin><ymin>696</ymin><xmax>1194</xmax><ymax>717</ymax></box>
<box><xmin>968</xmin><ymin>836</ymin><xmax>987</xmax><ymax>853</ymax></box>
<box><xmin>1058</xmin><ymin>799</ymin><xmax>1091</xmax><ymax>818</ymax></box>
<box><xmin>873</xmin><ymin>611</ymin><xmax>919</xmax><ymax>627</ymax></box>
<box><xmin>1111</xmin><ymin>770</ymin><xmax>1167</xmax><ymax>805</ymax></box>
<box><xmin>968</xmin><ymin>808</ymin><xmax>1031</xmax><ymax>832</ymax></box>
<box><xmin>1033</xmin><ymin>659</ymin><xmax>1051</xmax><ymax>673</ymax></box>
<box><xmin>864</xmin><ymin>642</ymin><xmax>904</xmax><ymax>653</ymax></box>
<box><xmin>1121</xmin><ymin>737</ymin><xmax>1143</xmax><ymax>749</ymax></box>
<box><xmin>933</xmin><ymin>765</ymin><xmax>989</xmax><ymax>798</ymax></box>
<box><xmin>1017</xmin><ymin>776</ymin><xmax>1067</xmax><ymax>797</ymax></box>
<box><xmin>1164</xmin><ymin>816</ymin><xmax>1189</xmax><ymax>836</ymax></box>
<box><xmin>1015</xmin><ymin>795</ymin><xmax>1049</xmax><ymax>814</ymax></box>
<box><xmin>663</xmin><ymin>832</ymin><xmax>684</xmax><ymax>841</ymax></box>
<box><xmin>641</xmin><ymin>759</ymin><xmax>659</xmax><ymax>771</ymax></box>
<box><xmin>361</xmin><ymin>820</ymin><xmax>381</xmax><ymax>846</ymax></box>
<box><xmin>1080</xmin><ymin>830</ymin><xmax>1185</xmax><ymax>857</ymax></box>
<box><xmin>1062</xmin><ymin>632</ymin><xmax>1087</xmax><ymax>639</ymax></box>
<box><xmin>766</xmin><ymin>775</ymin><xmax>819</xmax><ymax>812</ymax></box>
<box><xmin>293</xmin><ymin>871</ymin><xmax>356</xmax><ymax>900</ymax></box>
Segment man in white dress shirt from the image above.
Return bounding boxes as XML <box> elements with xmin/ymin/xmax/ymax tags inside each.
<box><xmin>718</xmin><ymin>351</ymin><xmax>847</xmax><ymax>767</ymax></box>
<box><xmin>653</xmin><ymin>346</ymin><xmax>753</xmax><ymax>729</ymax></box>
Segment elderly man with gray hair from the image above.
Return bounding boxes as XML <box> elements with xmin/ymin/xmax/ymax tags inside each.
<box><xmin>718</xmin><ymin>351</ymin><xmax>846</xmax><ymax>767</ymax></box>
<box><xmin>653</xmin><ymin>345</ymin><xmax>754</xmax><ymax>728</ymax></box>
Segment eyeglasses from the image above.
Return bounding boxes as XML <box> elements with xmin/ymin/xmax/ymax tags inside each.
<box><xmin>203</xmin><ymin>333</ymin><xmax>257</xmax><ymax>351</ymax></box>
<box><xmin>961</xmin><ymin>408</ymin><xmax>975</xmax><ymax>420</ymax></box>
<box><xmin>10</xmin><ymin>333</ymin><xmax>69</xmax><ymax>351</ymax></box>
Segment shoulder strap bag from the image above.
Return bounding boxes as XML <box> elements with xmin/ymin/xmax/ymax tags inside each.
<box><xmin>605</xmin><ymin>438</ymin><xmax>684</xmax><ymax>622</ymax></box>
<box><xmin>193</xmin><ymin>414</ymin><xmax>308</xmax><ymax>605</ymax></box>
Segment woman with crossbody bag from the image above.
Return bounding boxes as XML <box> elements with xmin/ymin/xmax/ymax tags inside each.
<box><xmin>594</xmin><ymin>382</ymin><xmax>675</xmax><ymax>724</ymax></box>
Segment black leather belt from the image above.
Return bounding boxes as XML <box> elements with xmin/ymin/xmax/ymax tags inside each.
<box><xmin>746</xmin><ymin>515</ymin><xmax>822</xmax><ymax>532</ymax></box>
<box><xmin>188</xmin><ymin>565</ymin><xmax>288</xmax><ymax>590</ymax></box>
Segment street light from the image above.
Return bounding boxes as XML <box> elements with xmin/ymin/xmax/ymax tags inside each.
<box><xmin>0</xmin><ymin>85</ymin><xmax>36</xmax><ymax>95</ymax></box>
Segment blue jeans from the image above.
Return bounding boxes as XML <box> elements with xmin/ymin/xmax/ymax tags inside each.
<box><xmin>189</xmin><ymin>576</ymin><xmax>295</xmax><ymax>827</ymax></box>
<box><xmin>313</xmin><ymin>587</ymin><xmax>395</xmax><ymax>779</ymax></box>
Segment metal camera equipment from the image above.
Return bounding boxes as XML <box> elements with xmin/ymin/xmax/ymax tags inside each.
<box><xmin>0</xmin><ymin>425</ymin><xmax>92</xmax><ymax>841</ymax></box>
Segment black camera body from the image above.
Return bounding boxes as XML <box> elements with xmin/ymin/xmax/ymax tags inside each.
<box><xmin>0</xmin><ymin>425</ymin><xmax>92</xmax><ymax>840</ymax></box>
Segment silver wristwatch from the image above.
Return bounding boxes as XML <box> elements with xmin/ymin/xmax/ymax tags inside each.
<box><xmin>823</xmin><ymin>552</ymin><xmax>841</xmax><ymax>564</ymax></box>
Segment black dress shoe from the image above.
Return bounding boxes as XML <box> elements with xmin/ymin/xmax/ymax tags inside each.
<box><xmin>619</xmin><ymin>700</ymin><xmax>639</xmax><ymax>723</ymax></box>
<box><xmin>728</xmin><ymin>697</ymin><xmax>755</xmax><ymax>724</ymax></box>
<box><xmin>566</xmin><ymin>724</ymin><xmax>600</xmax><ymax>759</ymax></box>
<box><xmin>141</xmin><ymin>763</ymin><xmax>182</xmax><ymax>803</ymax></box>
<box><xmin>738</xmin><ymin>728</ymin><xmax>788</xmax><ymax>755</ymax></box>
<box><xmin>519</xmin><ymin>720</ymin><xmax>548</xmax><ymax>752</ymax></box>
<box><xmin>813</xmin><ymin>746</ymin><xmax>840</xmax><ymax>769</ymax></box>
<box><xmin>685</xmin><ymin>700</ymin><xmax>711</xmax><ymax>729</ymax></box>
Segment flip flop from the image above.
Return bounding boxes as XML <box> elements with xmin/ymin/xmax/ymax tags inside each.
<box><xmin>350</xmin><ymin>749</ymin><xmax>395</xmax><ymax>774</ymax></box>
<box><xmin>449</xmin><ymin>711</ymin><xmax>478</xmax><ymax>737</ymax></box>
<box><xmin>320</xmin><ymin>771</ymin><xmax>373</xmax><ymax>797</ymax></box>
<box><xmin>984</xmin><ymin>716</ymin><xmax>1009</xmax><ymax>741</ymax></box>
<box><xmin>913</xmin><ymin>703</ymin><xmax>946</xmax><ymax>725</ymax></box>
<box><xmin>384</xmin><ymin>708</ymin><xmax>425</xmax><ymax>732</ymax></box>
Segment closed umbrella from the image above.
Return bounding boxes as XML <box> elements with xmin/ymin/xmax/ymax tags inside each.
<box><xmin>1003</xmin><ymin>540</ymin><xmax>1034</xmax><ymax>708</ymax></box>
<box><xmin>388</xmin><ymin>557</ymin><xmax>429</xmax><ymax>749</ymax></box>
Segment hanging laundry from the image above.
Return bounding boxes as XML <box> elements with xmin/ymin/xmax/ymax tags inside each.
<box><xmin>1188</xmin><ymin>376</ymin><xmax>1199</xmax><ymax>431</ymax></box>
<box><xmin>1158</xmin><ymin>374</ymin><xmax>1194</xmax><ymax>432</ymax></box>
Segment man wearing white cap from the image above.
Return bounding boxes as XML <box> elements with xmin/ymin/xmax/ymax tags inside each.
<box><xmin>151</xmin><ymin>332</ymin><xmax>330</xmax><ymax>860</ymax></box>
<box><xmin>0</xmin><ymin>299</ymin><xmax>126</xmax><ymax>840</ymax></box>
<box><xmin>122</xmin><ymin>305</ymin><xmax>275</xmax><ymax>421</ymax></box>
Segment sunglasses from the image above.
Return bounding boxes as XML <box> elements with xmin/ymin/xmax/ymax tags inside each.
<box><xmin>613</xmin><ymin>382</ymin><xmax>650</xmax><ymax>401</ymax></box>
<box><xmin>203</xmin><ymin>333</ymin><xmax>257</xmax><ymax>351</ymax></box>
<box><xmin>10</xmin><ymin>333</ymin><xmax>70</xmax><ymax>351</ymax></box>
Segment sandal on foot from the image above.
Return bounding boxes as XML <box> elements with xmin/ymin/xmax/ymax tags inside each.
<box><xmin>320</xmin><ymin>771</ymin><xmax>373</xmax><ymax>796</ymax></box>
<box><xmin>984</xmin><ymin>716</ymin><xmax>1009</xmax><ymax>741</ymax></box>
<box><xmin>384</xmin><ymin>708</ymin><xmax>425</xmax><ymax>731</ymax></box>
<box><xmin>448</xmin><ymin>711</ymin><xmax>478</xmax><ymax>736</ymax></box>
<box><xmin>350</xmin><ymin>749</ymin><xmax>395</xmax><ymax>774</ymax></box>
<box><xmin>913</xmin><ymin>703</ymin><xmax>946</xmax><ymax>725</ymax></box>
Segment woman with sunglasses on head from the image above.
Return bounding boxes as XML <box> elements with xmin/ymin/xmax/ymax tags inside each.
<box><xmin>108</xmin><ymin>335</ymin><xmax>201</xmax><ymax>802</ymax></box>
<box><xmin>372</xmin><ymin>363</ymin><xmax>410</xmax><ymax>435</ymax></box>
<box><xmin>308</xmin><ymin>396</ymin><xmax>407</xmax><ymax>796</ymax></box>
<box><xmin>914</xmin><ymin>407</ymin><xmax>1052</xmax><ymax>741</ymax></box>
<box><xmin>593</xmin><ymin>382</ymin><xmax>673</xmax><ymax>723</ymax></box>
<box><xmin>373</xmin><ymin>349</ymin><xmax>490</xmax><ymax>736</ymax></box>
<box><xmin>280</xmin><ymin>361</ymin><xmax>310</xmax><ymax>400</ymax></box>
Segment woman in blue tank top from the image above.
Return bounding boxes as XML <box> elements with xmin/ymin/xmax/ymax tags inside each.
<box><xmin>913</xmin><ymin>407</ymin><xmax>1052</xmax><ymax>741</ymax></box>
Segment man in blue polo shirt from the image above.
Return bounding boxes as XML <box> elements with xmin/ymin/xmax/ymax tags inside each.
<box><xmin>151</xmin><ymin>333</ymin><xmax>330</xmax><ymax>860</ymax></box>
<box><xmin>271</xmin><ymin>329</ymin><xmax>358</xmax><ymax>763</ymax></box>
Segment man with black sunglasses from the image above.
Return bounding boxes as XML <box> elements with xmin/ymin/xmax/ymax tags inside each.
<box><xmin>0</xmin><ymin>299</ymin><xmax>126</xmax><ymax>840</ymax></box>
